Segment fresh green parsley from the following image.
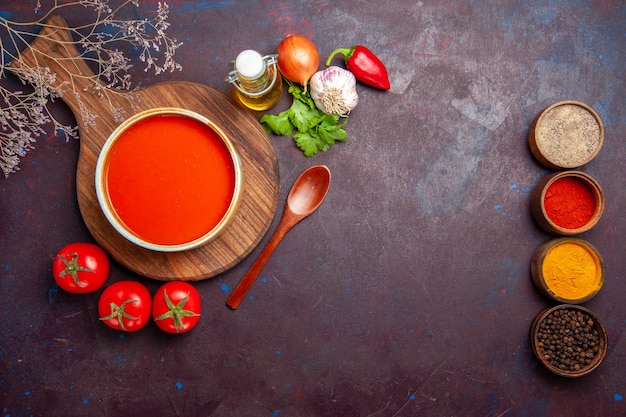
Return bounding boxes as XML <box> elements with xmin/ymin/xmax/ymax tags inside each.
<box><xmin>260</xmin><ymin>82</ymin><xmax>348</xmax><ymax>157</ymax></box>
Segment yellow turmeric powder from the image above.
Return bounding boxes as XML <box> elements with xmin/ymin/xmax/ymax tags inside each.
<box><xmin>542</xmin><ymin>241</ymin><xmax>602</xmax><ymax>300</ymax></box>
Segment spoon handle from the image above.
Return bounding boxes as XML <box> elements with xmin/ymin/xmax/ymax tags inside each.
<box><xmin>226</xmin><ymin>216</ymin><xmax>293</xmax><ymax>309</ymax></box>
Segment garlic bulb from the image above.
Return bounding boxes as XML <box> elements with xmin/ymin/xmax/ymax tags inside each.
<box><xmin>309</xmin><ymin>66</ymin><xmax>358</xmax><ymax>116</ymax></box>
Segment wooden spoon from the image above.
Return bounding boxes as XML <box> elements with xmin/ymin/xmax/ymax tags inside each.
<box><xmin>226</xmin><ymin>165</ymin><xmax>332</xmax><ymax>309</ymax></box>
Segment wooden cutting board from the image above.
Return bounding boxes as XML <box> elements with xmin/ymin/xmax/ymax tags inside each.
<box><xmin>10</xmin><ymin>15</ymin><xmax>279</xmax><ymax>281</ymax></box>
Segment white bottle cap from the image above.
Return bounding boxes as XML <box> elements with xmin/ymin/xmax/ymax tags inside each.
<box><xmin>235</xmin><ymin>50</ymin><xmax>266</xmax><ymax>79</ymax></box>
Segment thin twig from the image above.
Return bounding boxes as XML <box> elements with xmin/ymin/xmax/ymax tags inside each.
<box><xmin>0</xmin><ymin>0</ymin><xmax>182</xmax><ymax>177</ymax></box>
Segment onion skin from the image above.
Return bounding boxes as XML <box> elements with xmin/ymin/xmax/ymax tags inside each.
<box><xmin>276</xmin><ymin>35</ymin><xmax>320</xmax><ymax>91</ymax></box>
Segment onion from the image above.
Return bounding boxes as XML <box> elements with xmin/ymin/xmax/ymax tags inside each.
<box><xmin>276</xmin><ymin>35</ymin><xmax>320</xmax><ymax>92</ymax></box>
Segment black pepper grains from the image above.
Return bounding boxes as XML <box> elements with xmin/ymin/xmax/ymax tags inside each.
<box><xmin>531</xmin><ymin>304</ymin><xmax>607</xmax><ymax>377</ymax></box>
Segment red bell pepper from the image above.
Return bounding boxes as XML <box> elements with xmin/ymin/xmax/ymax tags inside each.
<box><xmin>325</xmin><ymin>45</ymin><xmax>390</xmax><ymax>90</ymax></box>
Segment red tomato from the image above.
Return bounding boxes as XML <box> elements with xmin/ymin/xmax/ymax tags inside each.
<box><xmin>52</xmin><ymin>242</ymin><xmax>110</xmax><ymax>294</ymax></box>
<box><xmin>98</xmin><ymin>281</ymin><xmax>152</xmax><ymax>332</ymax></box>
<box><xmin>152</xmin><ymin>281</ymin><xmax>201</xmax><ymax>334</ymax></box>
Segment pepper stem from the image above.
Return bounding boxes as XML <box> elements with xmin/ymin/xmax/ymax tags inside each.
<box><xmin>325</xmin><ymin>47</ymin><xmax>353</xmax><ymax>67</ymax></box>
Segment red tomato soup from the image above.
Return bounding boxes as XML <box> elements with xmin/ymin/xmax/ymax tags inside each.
<box><xmin>104</xmin><ymin>114</ymin><xmax>236</xmax><ymax>246</ymax></box>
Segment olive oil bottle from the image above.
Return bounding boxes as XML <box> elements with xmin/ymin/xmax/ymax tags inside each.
<box><xmin>226</xmin><ymin>50</ymin><xmax>282</xmax><ymax>111</ymax></box>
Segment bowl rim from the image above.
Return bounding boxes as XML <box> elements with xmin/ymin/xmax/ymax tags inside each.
<box><xmin>95</xmin><ymin>107</ymin><xmax>244</xmax><ymax>252</ymax></box>
<box><xmin>530</xmin><ymin>304</ymin><xmax>608</xmax><ymax>378</ymax></box>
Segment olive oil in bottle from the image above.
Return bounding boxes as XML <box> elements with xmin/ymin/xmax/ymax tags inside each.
<box><xmin>226</xmin><ymin>50</ymin><xmax>282</xmax><ymax>111</ymax></box>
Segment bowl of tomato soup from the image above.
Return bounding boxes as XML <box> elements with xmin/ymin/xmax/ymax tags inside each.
<box><xmin>95</xmin><ymin>108</ymin><xmax>243</xmax><ymax>252</ymax></box>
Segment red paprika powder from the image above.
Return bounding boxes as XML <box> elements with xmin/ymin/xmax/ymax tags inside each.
<box><xmin>544</xmin><ymin>176</ymin><xmax>596</xmax><ymax>229</ymax></box>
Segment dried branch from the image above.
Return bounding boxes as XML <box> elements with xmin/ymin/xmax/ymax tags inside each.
<box><xmin>0</xmin><ymin>0</ymin><xmax>183</xmax><ymax>178</ymax></box>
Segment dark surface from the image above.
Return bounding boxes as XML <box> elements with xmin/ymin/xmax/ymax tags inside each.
<box><xmin>1</xmin><ymin>1</ymin><xmax>625</xmax><ymax>416</ymax></box>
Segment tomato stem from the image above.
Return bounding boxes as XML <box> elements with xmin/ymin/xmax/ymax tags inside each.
<box><xmin>154</xmin><ymin>290</ymin><xmax>200</xmax><ymax>333</ymax></box>
<box><xmin>57</xmin><ymin>252</ymin><xmax>94</xmax><ymax>286</ymax></box>
<box><xmin>99</xmin><ymin>299</ymin><xmax>139</xmax><ymax>331</ymax></box>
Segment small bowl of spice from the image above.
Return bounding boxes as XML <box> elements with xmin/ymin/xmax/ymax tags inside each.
<box><xmin>529</xmin><ymin>100</ymin><xmax>604</xmax><ymax>169</ymax></box>
<box><xmin>531</xmin><ymin>238</ymin><xmax>604</xmax><ymax>304</ymax></box>
<box><xmin>530</xmin><ymin>304</ymin><xmax>607</xmax><ymax>377</ymax></box>
<box><xmin>531</xmin><ymin>170</ymin><xmax>604</xmax><ymax>235</ymax></box>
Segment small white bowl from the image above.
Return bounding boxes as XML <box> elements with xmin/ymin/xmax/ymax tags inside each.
<box><xmin>95</xmin><ymin>108</ymin><xmax>243</xmax><ymax>252</ymax></box>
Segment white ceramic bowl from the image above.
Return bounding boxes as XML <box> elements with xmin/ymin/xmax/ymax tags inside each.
<box><xmin>95</xmin><ymin>108</ymin><xmax>243</xmax><ymax>252</ymax></box>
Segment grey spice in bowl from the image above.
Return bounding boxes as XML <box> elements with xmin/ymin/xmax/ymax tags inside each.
<box><xmin>529</xmin><ymin>100</ymin><xmax>604</xmax><ymax>169</ymax></box>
